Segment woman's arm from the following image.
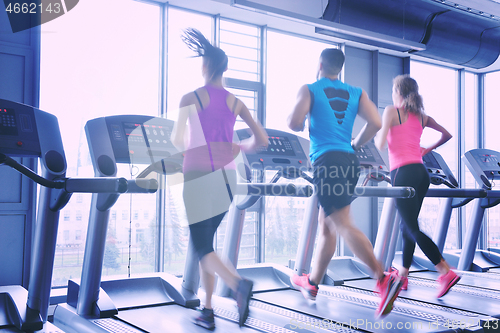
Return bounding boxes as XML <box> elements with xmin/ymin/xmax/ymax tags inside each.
<box><xmin>421</xmin><ymin>116</ymin><xmax>452</xmax><ymax>156</ymax></box>
<box><xmin>237</xmin><ymin>101</ymin><xmax>268</xmax><ymax>153</ymax></box>
<box><xmin>353</xmin><ymin>90</ymin><xmax>382</xmax><ymax>150</ymax></box>
<box><xmin>171</xmin><ymin>92</ymin><xmax>196</xmax><ymax>151</ymax></box>
<box><xmin>375</xmin><ymin>106</ymin><xmax>396</xmax><ymax>151</ymax></box>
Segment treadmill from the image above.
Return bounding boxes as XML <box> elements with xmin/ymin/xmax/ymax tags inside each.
<box><xmin>339</xmin><ymin>150</ymin><xmax>500</xmax><ymax>328</ymax></box>
<box><xmin>215</xmin><ymin>136</ymin><xmax>483</xmax><ymax>333</ymax></box>
<box><xmin>53</xmin><ymin>116</ymin><xmax>317</xmax><ymax>333</ymax></box>
<box><xmin>0</xmin><ymin>99</ymin><xmax>129</xmax><ymax>332</ymax></box>
<box><xmin>399</xmin><ymin>151</ymin><xmax>500</xmax><ymax>291</ymax></box>
<box><xmin>459</xmin><ymin>148</ymin><xmax>500</xmax><ymax>271</ymax></box>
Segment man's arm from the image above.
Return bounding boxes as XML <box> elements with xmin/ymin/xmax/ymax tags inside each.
<box><xmin>287</xmin><ymin>84</ymin><xmax>311</xmax><ymax>132</ymax></box>
<box><xmin>352</xmin><ymin>90</ymin><xmax>381</xmax><ymax>150</ymax></box>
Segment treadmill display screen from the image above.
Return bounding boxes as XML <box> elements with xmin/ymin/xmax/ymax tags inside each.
<box><xmin>0</xmin><ymin>108</ymin><xmax>18</xmax><ymax>136</ymax></box>
<box><xmin>256</xmin><ymin>136</ymin><xmax>296</xmax><ymax>157</ymax></box>
<box><xmin>476</xmin><ymin>153</ymin><xmax>499</xmax><ymax>167</ymax></box>
<box><xmin>423</xmin><ymin>153</ymin><xmax>441</xmax><ymax>170</ymax></box>
<box><xmin>356</xmin><ymin>146</ymin><xmax>377</xmax><ymax>163</ymax></box>
<box><xmin>122</xmin><ymin>122</ymin><xmax>174</xmax><ymax>149</ymax></box>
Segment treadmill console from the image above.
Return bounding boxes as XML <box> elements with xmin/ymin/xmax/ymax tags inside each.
<box><xmin>0</xmin><ymin>99</ymin><xmax>41</xmax><ymax>157</ymax></box>
<box><xmin>86</xmin><ymin>115</ymin><xmax>182</xmax><ymax>167</ymax></box>
<box><xmin>463</xmin><ymin>148</ymin><xmax>500</xmax><ymax>189</ymax></box>
<box><xmin>236</xmin><ymin>128</ymin><xmax>311</xmax><ymax>172</ymax></box>
<box><xmin>423</xmin><ymin>151</ymin><xmax>459</xmax><ymax>188</ymax></box>
<box><xmin>355</xmin><ymin>141</ymin><xmax>387</xmax><ymax>172</ymax></box>
<box><xmin>0</xmin><ymin>99</ymin><xmax>66</xmax><ymax>175</ymax></box>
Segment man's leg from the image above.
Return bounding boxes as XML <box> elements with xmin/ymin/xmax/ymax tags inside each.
<box><xmin>325</xmin><ymin>204</ymin><xmax>402</xmax><ymax>318</ymax></box>
<box><xmin>309</xmin><ymin>208</ymin><xmax>337</xmax><ymax>285</ymax></box>
<box><xmin>326</xmin><ymin>205</ymin><xmax>384</xmax><ymax>279</ymax></box>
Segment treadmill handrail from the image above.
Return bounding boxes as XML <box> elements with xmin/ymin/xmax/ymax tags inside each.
<box><xmin>1</xmin><ymin>152</ymin><xmax>129</xmax><ymax>193</ymax></box>
<box><xmin>426</xmin><ymin>188</ymin><xmax>487</xmax><ymax>198</ymax></box>
<box><xmin>485</xmin><ymin>190</ymin><xmax>500</xmax><ymax>198</ymax></box>
<box><xmin>1</xmin><ymin>153</ymin><xmax>63</xmax><ymax>188</ymax></box>
<box><xmin>235</xmin><ymin>183</ymin><xmax>313</xmax><ymax>210</ymax></box>
<box><xmin>353</xmin><ymin>186</ymin><xmax>415</xmax><ymax>198</ymax></box>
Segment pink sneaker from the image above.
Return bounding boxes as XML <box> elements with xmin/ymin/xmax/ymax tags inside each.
<box><xmin>389</xmin><ymin>267</ymin><xmax>408</xmax><ymax>290</ymax></box>
<box><xmin>400</xmin><ymin>276</ymin><xmax>408</xmax><ymax>290</ymax></box>
<box><xmin>375</xmin><ymin>271</ymin><xmax>403</xmax><ymax>318</ymax></box>
<box><xmin>436</xmin><ymin>270</ymin><xmax>460</xmax><ymax>298</ymax></box>
<box><xmin>291</xmin><ymin>274</ymin><xmax>318</xmax><ymax>301</ymax></box>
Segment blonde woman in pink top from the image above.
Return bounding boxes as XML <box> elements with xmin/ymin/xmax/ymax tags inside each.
<box><xmin>375</xmin><ymin>75</ymin><xmax>459</xmax><ymax>298</ymax></box>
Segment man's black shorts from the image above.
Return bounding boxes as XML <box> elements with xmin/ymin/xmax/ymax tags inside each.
<box><xmin>313</xmin><ymin>150</ymin><xmax>360</xmax><ymax>216</ymax></box>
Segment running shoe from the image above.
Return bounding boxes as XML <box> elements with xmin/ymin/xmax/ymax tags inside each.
<box><xmin>236</xmin><ymin>278</ymin><xmax>253</xmax><ymax>327</ymax></box>
<box><xmin>400</xmin><ymin>276</ymin><xmax>408</xmax><ymax>291</ymax></box>
<box><xmin>436</xmin><ymin>269</ymin><xmax>460</xmax><ymax>298</ymax></box>
<box><xmin>291</xmin><ymin>273</ymin><xmax>319</xmax><ymax>301</ymax></box>
<box><xmin>194</xmin><ymin>307</ymin><xmax>215</xmax><ymax>331</ymax></box>
<box><xmin>389</xmin><ymin>267</ymin><xmax>408</xmax><ymax>290</ymax></box>
<box><xmin>375</xmin><ymin>271</ymin><xmax>403</xmax><ymax>318</ymax></box>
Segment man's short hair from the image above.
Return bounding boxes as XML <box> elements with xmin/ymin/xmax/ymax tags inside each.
<box><xmin>320</xmin><ymin>48</ymin><xmax>345</xmax><ymax>76</ymax></box>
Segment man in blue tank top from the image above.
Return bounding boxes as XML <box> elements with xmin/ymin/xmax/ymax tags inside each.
<box><xmin>287</xmin><ymin>48</ymin><xmax>403</xmax><ymax>318</ymax></box>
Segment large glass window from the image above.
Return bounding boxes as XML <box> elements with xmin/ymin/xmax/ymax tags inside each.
<box><xmin>166</xmin><ymin>8</ymin><xmax>212</xmax><ymax>121</ymax></box>
<box><xmin>410</xmin><ymin>61</ymin><xmax>458</xmax><ymax>249</ymax></box>
<box><xmin>484</xmin><ymin>71</ymin><xmax>500</xmax><ymax>249</ymax></box>
<box><xmin>40</xmin><ymin>0</ymin><xmax>160</xmax><ymax>286</ymax></box>
<box><xmin>265</xmin><ymin>31</ymin><xmax>334</xmax><ymax>266</ymax></box>
<box><xmin>220</xmin><ymin>20</ymin><xmax>260</xmax><ymax>82</ymax></box>
<box><xmin>163</xmin><ymin>8</ymin><xmax>213</xmax><ymax>275</ymax></box>
<box><xmin>462</xmin><ymin>72</ymin><xmax>477</xmax><ymax>241</ymax></box>
<box><xmin>216</xmin><ymin>20</ymin><xmax>262</xmax><ymax>266</ymax></box>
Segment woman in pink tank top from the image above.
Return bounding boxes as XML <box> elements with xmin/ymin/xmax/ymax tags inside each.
<box><xmin>375</xmin><ymin>75</ymin><xmax>460</xmax><ymax>298</ymax></box>
<box><xmin>171</xmin><ymin>29</ymin><xmax>268</xmax><ymax>330</ymax></box>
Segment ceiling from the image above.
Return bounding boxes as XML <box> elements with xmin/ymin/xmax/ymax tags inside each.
<box><xmin>156</xmin><ymin>0</ymin><xmax>500</xmax><ymax>73</ymax></box>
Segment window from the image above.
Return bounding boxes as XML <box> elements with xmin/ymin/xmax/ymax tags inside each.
<box><xmin>218</xmin><ymin>20</ymin><xmax>262</xmax><ymax>265</ymax></box>
<box><xmin>133</xmin><ymin>210</ymin><xmax>139</xmax><ymax>221</ymax></box>
<box><xmin>220</xmin><ymin>20</ymin><xmax>260</xmax><ymax>82</ymax></box>
<box><xmin>63</xmin><ymin>210</ymin><xmax>70</xmax><ymax>222</ymax></box>
<box><xmin>266</xmin><ymin>31</ymin><xmax>333</xmax><ymax>140</ymax></box>
<box><xmin>462</xmin><ymin>72</ymin><xmax>477</xmax><ymax>244</ymax></box>
<box><xmin>75</xmin><ymin>230</ymin><xmax>82</xmax><ymax>241</ymax></box>
<box><xmin>163</xmin><ymin>7</ymin><xmax>213</xmax><ymax>275</ymax></box>
<box><xmin>265</xmin><ymin>31</ymin><xmax>334</xmax><ymax>265</ymax></box>
<box><xmin>41</xmin><ymin>0</ymin><xmax>161</xmax><ymax>286</ymax></box>
<box><xmin>76</xmin><ymin>194</ymin><xmax>83</xmax><ymax>204</ymax></box>
<box><xmin>410</xmin><ymin>61</ymin><xmax>458</xmax><ymax>249</ymax></box>
<box><xmin>484</xmin><ymin>71</ymin><xmax>500</xmax><ymax>249</ymax></box>
<box><xmin>75</xmin><ymin>211</ymin><xmax>82</xmax><ymax>222</ymax></box>
<box><xmin>165</xmin><ymin>8</ymin><xmax>212</xmax><ymax>122</ymax></box>
<box><xmin>136</xmin><ymin>229</ymin><xmax>145</xmax><ymax>244</ymax></box>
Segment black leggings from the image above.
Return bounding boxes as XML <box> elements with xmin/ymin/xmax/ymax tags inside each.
<box><xmin>391</xmin><ymin>163</ymin><xmax>442</xmax><ymax>268</ymax></box>
<box><xmin>183</xmin><ymin>170</ymin><xmax>236</xmax><ymax>261</ymax></box>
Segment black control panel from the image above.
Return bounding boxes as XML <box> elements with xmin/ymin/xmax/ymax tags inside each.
<box><xmin>0</xmin><ymin>100</ymin><xmax>41</xmax><ymax>157</ymax></box>
<box><xmin>463</xmin><ymin>149</ymin><xmax>500</xmax><ymax>189</ymax></box>
<box><xmin>236</xmin><ymin>128</ymin><xmax>311</xmax><ymax>172</ymax></box>
<box><xmin>422</xmin><ymin>151</ymin><xmax>458</xmax><ymax>188</ymax></box>
<box><xmin>355</xmin><ymin>141</ymin><xmax>387</xmax><ymax>172</ymax></box>
<box><xmin>103</xmin><ymin>115</ymin><xmax>181</xmax><ymax>165</ymax></box>
<box><xmin>0</xmin><ymin>107</ymin><xmax>18</xmax><ymax>136</ymax></box>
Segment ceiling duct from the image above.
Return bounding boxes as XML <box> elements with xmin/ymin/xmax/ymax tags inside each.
<box><xmin>319</xmin><ymin>0</ymin><xmax>500</xmax><ymax>68</ymax></box>
<box><xmin>231</xmin><ymin>0</ymin><xmax>425</xmax><ymax>52</ymax></box>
